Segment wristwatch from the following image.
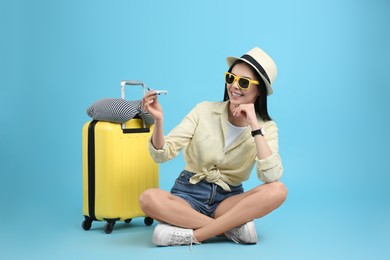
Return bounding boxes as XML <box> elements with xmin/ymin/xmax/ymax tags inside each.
<box><xmin>251</xmin><ymin>128</ymin><xmax>265</xmax><ymax>137</ymax></box>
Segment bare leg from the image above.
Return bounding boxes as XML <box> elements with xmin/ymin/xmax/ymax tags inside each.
<box><xmin>139</xmin><ymin>188</ymin><xmax>213</xmax><ymax>229</ymax></box>
<box><xmin>193</xmin><ymin>181</ymin><xmax>288</xmax><ymax>242</ymax></box>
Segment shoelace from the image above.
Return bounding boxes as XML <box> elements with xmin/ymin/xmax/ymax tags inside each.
<box><xmin>189</xmin><ymin>235</ymin><xmax>201</xmax><ymax>251</ymax></box>
<box><xmin>168</xmin><ymin>232</ymin><xmax>200</xmax><ymax>249</ymax></box>
<box><xmin>166</xmin><ymin>229</ymin><xmax>201</xmax><ymax>250</ymax></box>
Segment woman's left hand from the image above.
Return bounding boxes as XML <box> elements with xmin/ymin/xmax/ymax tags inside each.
<box><xmin>232</xmin><ymin>103</ymin><xmax>259</xmax><ymax>129</ymax></box>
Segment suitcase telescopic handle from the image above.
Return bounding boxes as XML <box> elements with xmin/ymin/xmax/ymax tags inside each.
<box><xmin>120</xmin><ymin>80</ymin><xmax>148</xmax><ymax>130</ymax></box>
<box><xmin>120</xmin><ymin>80</ymin><xmax>146</xmax><ymax>99</ymax></box>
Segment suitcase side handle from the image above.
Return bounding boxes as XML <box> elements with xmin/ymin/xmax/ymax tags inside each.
<box><xmin>120</xmin><ymin>80</ymin><xmax>147</xmax><ymax>130</ymax></box>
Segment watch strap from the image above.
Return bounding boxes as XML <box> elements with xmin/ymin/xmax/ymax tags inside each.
<box><xmin>251</xmin><ymin>128</ymin><xmax>264</xmax><ymax>137</ymax></box>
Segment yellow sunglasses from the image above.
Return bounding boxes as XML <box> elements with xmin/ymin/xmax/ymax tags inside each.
<box><xmin>224</xmin><ymin>72</ymin><xmax>259</xmax><ymax>90</ymax></box>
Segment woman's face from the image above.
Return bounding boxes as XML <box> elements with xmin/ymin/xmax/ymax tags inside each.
<box><xmin>226</xmin><ymin>62</ymin><xmax>260</xmax><ymax>106</ymax></box>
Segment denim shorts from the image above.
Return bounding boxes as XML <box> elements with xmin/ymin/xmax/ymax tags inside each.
<box><xmin>170</xmin><ymin>170</ymin><xmax>244</xmax><ymax>218</ymax></box>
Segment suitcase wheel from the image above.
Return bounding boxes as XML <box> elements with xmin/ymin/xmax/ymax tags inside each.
<box><xmin>82</xmin><ymin>217</ymin><xmax>93</xmax><ymax>231</ymax></box>
<box><xmin>104</xmin><ymin>221</ymin><xmax>116</xmax><ymax>234</ymax></box>
<box><xmin>144</xmin><ymin>217</ymin><xmax>154</xmax><ymax>226</ymax></box>
<box><xmin>124</xmin><ymin>218</ymin><xmax>132</xmax><ymax>224</ymax></box>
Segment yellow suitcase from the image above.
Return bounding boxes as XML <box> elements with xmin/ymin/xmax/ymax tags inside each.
<box><xmin>81</xmin><ymin>81</ymin><xmax>158</xmax><ymax>234</ymax></box>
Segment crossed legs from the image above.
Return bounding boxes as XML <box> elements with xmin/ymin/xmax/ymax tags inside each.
<box><xmin>139</xmin><ymin>181</ymin><xmax>287</xmax><ymax>242</ymax></box>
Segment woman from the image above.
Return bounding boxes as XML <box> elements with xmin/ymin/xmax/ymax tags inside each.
<box><xmin>140</xmin><ymin>47</ymin><xmax>287</xmax><ymax>246</ymax></box>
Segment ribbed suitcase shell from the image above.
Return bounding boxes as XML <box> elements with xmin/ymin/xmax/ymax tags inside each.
<box><xmin>82</xmin><ymin>118</ymin><xmax>158</xmax><ymax>233</ymax></box>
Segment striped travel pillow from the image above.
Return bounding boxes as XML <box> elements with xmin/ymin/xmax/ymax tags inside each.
<box><xmin>86</xmin><ymin>98</ymin><xmax>154</xmax><ymax>124</ymax></box>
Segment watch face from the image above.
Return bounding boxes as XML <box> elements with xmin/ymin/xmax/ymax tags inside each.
<box><xmin>261</xmin><ymin>128</ymin><xmax>265</xmax><ymax>135</ymax></box>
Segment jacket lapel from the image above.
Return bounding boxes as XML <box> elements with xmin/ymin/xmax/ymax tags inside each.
<box><xmin>219</xmin><ymin>102</ymin><xmax>228</xmax><ymax>150</ymax></box>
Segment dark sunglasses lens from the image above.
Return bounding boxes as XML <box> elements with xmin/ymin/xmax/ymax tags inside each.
<box><xmin>238</xmin><ymin>78</ymin><xmax>250</xmax><ymax>89</ymax></box>
<box><xmin>225</xmin><ymin>73</ymin><xmax>235</xmax><ymax>84</ymax></box>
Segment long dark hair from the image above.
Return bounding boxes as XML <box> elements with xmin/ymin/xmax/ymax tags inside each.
<box><xmin>223</xmin><ymin>60</ymin><xmax>272</xmax><ymax>121</ymax></box>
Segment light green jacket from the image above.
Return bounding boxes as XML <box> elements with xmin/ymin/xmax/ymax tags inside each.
<box><xmin>148</xmin><ymin>101</ymin><xmax>283</xmax><ymax>191</ymax></box>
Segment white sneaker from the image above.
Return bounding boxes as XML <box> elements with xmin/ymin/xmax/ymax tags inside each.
<box><xmin>152</xmin><ymin>223</ymin><xmax>201</xmax><ymax>247</ymax></box>
<box><xmin>224</xmin><ymin>221</ymin><xmax>258</xmax><ymax>244</ymax></box>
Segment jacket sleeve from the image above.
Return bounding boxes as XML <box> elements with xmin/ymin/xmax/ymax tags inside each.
<box><xmin>255</xmin><ymin>121</ymin><xmax>283</xmax><ymax>182</ymax></box>
<box><xmin>148</xmin><ymin>103</ymin><xmax>200</xmax><ymax>163</ymax></box>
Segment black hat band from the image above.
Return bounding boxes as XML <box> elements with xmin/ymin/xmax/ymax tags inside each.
<box><xmin>241</xmin><ymin>54</ymin><xmax>271</xmax><ymax>85</ymax></box>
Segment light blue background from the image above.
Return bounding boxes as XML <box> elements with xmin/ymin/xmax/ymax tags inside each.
<box><xmin>1</xmin><ymin>0</ymin><xmax>389</xmax><ymax>259</ymax></box>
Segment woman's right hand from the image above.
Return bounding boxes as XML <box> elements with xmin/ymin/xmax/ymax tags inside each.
<box><xmin>142</xmin><ymin>90</ymin><xmax>163</xmax><ymax>122</ymax></box>
<box><xmin>142</xmin><ymin>90</ymin><xmax>165</xmax><ymax>149</ymax></box>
